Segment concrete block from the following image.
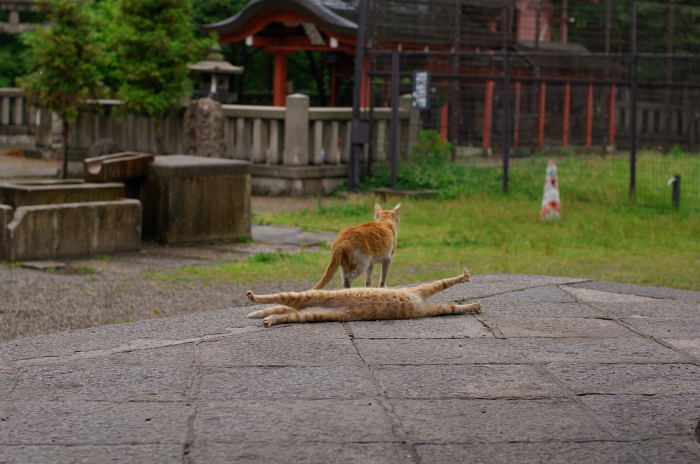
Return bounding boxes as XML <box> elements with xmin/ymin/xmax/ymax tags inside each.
<box><xmin>391</xmin><ymin>398</ymin><xmax>610</xmax><ymax>443</ymax></box>
<box><xmin>142</xmin><ymin>155</ymin><xmax>251</xmax><ymax>243</ymax></box>
<box><xmin>0</xmin><ymin>181</ymin><xmax>124</xmax><ymax>207</ymax></box>
<box><xmin>7</xmin><ymin>200</ymin><xmax>141</xmax><ymax>260</ymax></box>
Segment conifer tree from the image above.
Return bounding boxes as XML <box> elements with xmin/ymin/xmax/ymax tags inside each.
<box><xmin>110</xmin><ymin>0</ymin><xmax>213</xmax><ymax>153</ymax></box>
<box><xmin>20</xmin><ymin>0</ymin><xmax>104</xmax><ymax>178</ymax></box>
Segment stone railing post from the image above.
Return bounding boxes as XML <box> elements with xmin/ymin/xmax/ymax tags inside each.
<box><xmin>283</xmin><ymin>93</ymin><xmax>309</xmax><ymax>165</ymax></box>
<box><xmin>400</xmin><ymin>93</ymin><xmax>419</xmax><ymax>157</ymax></box>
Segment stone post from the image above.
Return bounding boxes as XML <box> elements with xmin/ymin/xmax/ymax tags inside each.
<box><xmin>283</xmin><ymin>94</ymin><xmax>309</xmax><ymax>166</ymax></box>
<box><xmin>183</xmin><ymin>97</ymin><xmax>225</xmax><ymax>158</ymax></box>
<box><xmin>400</xmin><ymin>94</ymin><xmax>419</xmax><ymax>158</ymax></box>
<box><xmin>0</xmin><ymin>204</ymin><xmax>12</xmax><ymax>260</ymax></box>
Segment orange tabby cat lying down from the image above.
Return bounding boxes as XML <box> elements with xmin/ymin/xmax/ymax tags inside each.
<box><xmin>246</xmin><ymin>269</ymin><xmax>481</xmax><ymax>327</ymax></box>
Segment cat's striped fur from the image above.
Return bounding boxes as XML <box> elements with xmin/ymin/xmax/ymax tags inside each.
<box><xmin>312</xmin><ymin>203</ymin><xmax>400</xmax><ymax>289</ymax></box>
<box><xmin>246</xmin><ymin>269</ymin><xmax>481</xmax><ymax>327</ymax></box>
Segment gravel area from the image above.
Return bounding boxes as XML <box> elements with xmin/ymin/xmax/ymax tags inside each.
<box><xmin>1</xmin><ymin>195</ymin><xmax>334</xmax><ymax>342</ymax></box>
<box><xmin>0</xmin><ymin>262</ymin><xmax>314</xmax><ymax>341</ymax></box>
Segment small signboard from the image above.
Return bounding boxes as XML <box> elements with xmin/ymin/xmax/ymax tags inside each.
<box><xmin>411</xmin><ymin>70</ymin><xmax>431</xmax><ymax>110</ymax></box>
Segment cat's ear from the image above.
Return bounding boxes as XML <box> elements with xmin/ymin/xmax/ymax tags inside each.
<box><xmin>393</xmin><ymin>203</ymin><xmax>401</xmax><ymax>213</ymax></box>
<box><xmin>374</xmin><ymin>203</ymin><xmax>382</xmax><ymax>220</ymax></box>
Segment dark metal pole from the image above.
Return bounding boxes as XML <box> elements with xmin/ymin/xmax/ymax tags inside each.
<box><xmin>629</xmin><ymin>2</ymin><xmax>638</xmax><ymax>200</ymax></box>
<box><xmin>671</xmin><ymin>175</ymin><xmax>681</xmax><ymax>208</ymax></box>
<box><xmin>501</xmin><ymin>6</ymin><xmax>512</xmax><ymax>193</ymax></box>
<box><xmin>349</xmin><ymin>0</ymin><xmax>370</xmax><ymax>191</ymax></box>
<box><xmin>389</xmin><ymin>51</ymin><xmax>400</xmax><ymax>188</ymax></box>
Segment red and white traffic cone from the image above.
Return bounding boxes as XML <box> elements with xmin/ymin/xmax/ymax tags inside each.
<box><xmin>540</xmin><ymin>159</ymin><xmax>561</xmax><ymax>220</ymax></box>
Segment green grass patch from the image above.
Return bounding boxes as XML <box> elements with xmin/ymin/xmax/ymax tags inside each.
<box><xmin>150</xmin><ymin>149</ymin><xmax>700</xmax><ymax>291</ymax></box>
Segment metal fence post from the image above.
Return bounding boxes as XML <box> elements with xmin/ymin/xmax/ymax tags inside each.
<box><xmin>390</xmin><ymin>51</ymin><xmax>400</xmax><ymax>188</ymax></box>
<box><xmin>629</xmin><ymin>2</ymin><xmax>638</xmax><ymax>200</ymax></box>
<box><xmin>501</xmin><ymin>6</ymin><xmax>512</xmax><ymax>193</ymax></box>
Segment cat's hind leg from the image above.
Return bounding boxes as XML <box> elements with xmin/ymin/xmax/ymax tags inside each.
<box><xmin>247</xmin><ymin>305</ymin><xmax>296</xmax><ymax>318</ymax></box>
<box><xmin>412</xmin><ymin>269</ymin><xmax>471</xmax><ymax>298</ymax></box>
<box><xmin>379</xmin><ymin>258</ymin><xmax>392</xmax><ymax>288</ymax></box>
<box><xmin>246</xmin><ymin>289</ymin><xmax>334</xmax><ymax>310</ymax></box>
<box><xmin>414</xmin><ymin>301</ymin><xmax>482</xmax><ymax>318</ymax></box>
<box><xmin>262</xmin><ymin>309</ymin><xmax>353</xmax><ymax>327</ymax></box>
<box><xmin>365</xmin><ymin>264</ymin><xmax>373</xmax><ymax>287</ymax></box>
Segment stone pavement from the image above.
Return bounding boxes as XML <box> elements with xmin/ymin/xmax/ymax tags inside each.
<box><xmin>1</xmin><ymin>274</ymin><xmax>699</xmax><ymax>463</ymax></box>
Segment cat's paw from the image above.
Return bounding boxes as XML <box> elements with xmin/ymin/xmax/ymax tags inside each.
<box><xmin>262</xmin><ymin>316</ymin><xmax>273</xmax><ymax>327</ymax></box>
<box><xmin>245</xmin><ymin>291</ymin><xmax>256</xmax><ymax>302</ymax></box>
<box><xmin>462</xmin><ymin>269</ymin><xmax>471</xmax><ymax>282</ymax></box>
<box><xmin>247</xmin><ymin>309</ymin><xmax>264</xmax><ymax>318</ymax></box>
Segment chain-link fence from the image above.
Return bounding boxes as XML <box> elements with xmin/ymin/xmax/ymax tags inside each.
<box><xmin>356</xmin><ymin>0</ymin><xmax>700</xmax><ymax>212</ymax></box>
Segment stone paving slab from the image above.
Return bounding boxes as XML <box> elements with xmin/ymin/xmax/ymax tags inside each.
<box><xmin>372</xmin><ymin>364</ymin><xmax>568</xmax><ymax>399</ymax></box>
<box><xmin>195</xmin><ymin>399</ymin><xmax>398</xmax><ymax>443</ymax></box>
<box><xmin>415</xmin><ymin>442</ymin><xmax>644</xmax><ymax>464</ymax></box>
<box><xmin>541</xmin><ymin>363</ymin><xmax>700</xmax><ymax>395</ymax></box>
<box><xmin>1</xmin><ymin>445</ymin><xmax>184</xmax><ymax>464</ymax></box>
<box><xmin>580</xmin><ymin>394</ymin><xmax>700</xmax><ymax>441</ymax></box>
<box><xmin>0</xmin><ymin>401</ymin><xmax>189</xmax><ymax>445</ymax></box>
<box><xmin>1</xmin><ymin>274</ymin><xmax>700</xmax><ymax>463</ymax></box>
<box><xmin>348</xmin><ymin>315</ymin><xmax>492</xmax><ymax>339</ymax></box>
<box><xmin>391</xmin><ymin>398</ymin><xmax>611</xmax><ymax>443</ymax></box>
<box><xmin>196</xmin><ymin>366</ymin><xmax>380</xmax><ymax>400</ymax></box>
<box><xmin>481</xmin><ymin>316</ymin><xmax>639</xmax><ymax>338</ymax></box>
<box><xmin>622</xmin><ymin>317</ymin><xmax>700</xmax><ymax>339</ymax></box>
<box><xmin>190</xmin><ymin>442</ymin><xmax>413</xmax><ymax>464</ymax></box>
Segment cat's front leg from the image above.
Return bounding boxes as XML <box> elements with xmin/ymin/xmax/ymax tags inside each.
<box><xmin>379</xmin><ymin>258</ymin><xmax>392</xmax><ymax>288</ymax></box>
<box><xmin>365</xmin><ymin>264</ymin><xmax>373</xmax><ymax>287</ymax></box>
<box><xmin>247</xmin><ymin>305</ymin><xmax>295</xmax><ymax>318</ymax></box>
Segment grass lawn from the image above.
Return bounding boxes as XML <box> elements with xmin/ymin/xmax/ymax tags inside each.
<box><xmin>150</xmin><ymin>148</ymin><xmax>700</xmax><ymax>291</ymax></box>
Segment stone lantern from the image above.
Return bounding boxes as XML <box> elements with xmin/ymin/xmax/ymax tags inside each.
<box><xmin>188</xmin><ymin>45</ymin><xmax>243</xmax><ymax>103</ymax></box>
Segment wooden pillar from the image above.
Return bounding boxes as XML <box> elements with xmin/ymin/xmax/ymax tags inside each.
<box><xmin>439</xmin><ymin>103</ymin><xmax>449</xmax><ymax>140</ymax></box>
<box><xmin>482</xmin><ymin>80</ymin><xmax>495</xmax><ymax>149</ymax></box>
<box><xmin>562</xmin><ymin>82</ymin><xmax>571</xmax><ymax>147</ymax></box>
<box><xmin>537</xmin><ymin>82</ymin><xmax>547</xmax><ymax>148</ymax></box>
<box><xmin>273</xmin><ymin>51</ymin><xmax>288</xmax><ymax>107</ymax></box>
<box><xmin>585</xmin><ymin>83</ymin><xmax>594</xmax><ymax>147</ymax></box>
<box><xmin>513</xmin><ymin>81</ymin><xmax>522</xmax><ymax>147</ymax></box>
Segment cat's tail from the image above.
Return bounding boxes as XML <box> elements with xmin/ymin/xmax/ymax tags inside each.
<box><xmin>311</xmin><ymin>246</ymin><xmax>348</xmax><ymax>289</ymax></box>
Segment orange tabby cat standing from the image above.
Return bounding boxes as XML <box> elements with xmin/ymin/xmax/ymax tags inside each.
<box><xmin>313</xmin><ymin>203</ymin><xmax>401</xmax><ymax>289</ymax></box>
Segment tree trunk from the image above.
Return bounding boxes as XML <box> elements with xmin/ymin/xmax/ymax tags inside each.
<box><xmin>61</xmin><ymin>123</ymin><xmax>68</xmax><ymax>179</ymax></box>
<box><xmin>154</xmin><ymin>119</ymin><xmax>165</xmax><ymax>155</ymax></box>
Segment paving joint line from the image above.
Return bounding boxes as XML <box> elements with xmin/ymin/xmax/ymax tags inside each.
<box><xmin>343</xmin><ymin>321</ymin><xmax>422</xmax><ymax>464</ymax></box>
